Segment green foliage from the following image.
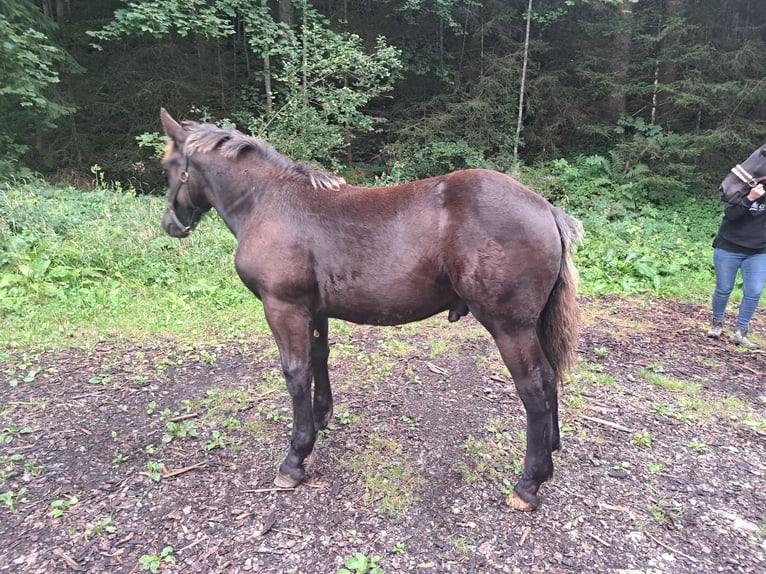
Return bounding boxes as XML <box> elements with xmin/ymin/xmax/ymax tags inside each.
<box><xmin>90</xmin><ymin>0</ymin><xmax>402</xmax><ymax>168</ymax></box>
<box><xmin>0</xmin><ymin>487</ymin><xmax>27</xmax><ymax>513</ymax></box>
<box><xmin>0</xmin><ymin>0</ymin><xmax>76</xmax><ymax>178</ymax></box>
<box><xmin>529</xmin><ymin>154</ymin><xmax>719</xmax><ymax>298</ymax></box>
<box><xmin>1</xmin><ymin>0</ymin><xmax>764</xmax><ymax>189</ymax></box>
<box><xmin>0</xmin><ymin>156</ymin><xmax>723</xmax><ymax>348</ymax></box>
<box><xmin>135</xmin><ymin>132</ymin><xmax>168</xmax><ymax>159</ymax></box>
<box><xmin>138</xmin><ymin>547</ymin><xmax>176</xmax><ymax>572</ymax></box>
<box><xmin>378</xmin><ymin>139</ymin><xmax>492</xmax><ymax>183</ymax></box>
<box><xmin>88</xmin><ymin>1</ymin><xmax>234</xmax><ymax>44</ymax></box>
<box><xmin>338</xmin><ymin>552</ymin><xmax>383</xmax><ymax>574</ymax></box>
<box><xmin>259</xmin><ymin>30</ymin><xmax>402</xmax><ymax>165</ymax></box>
<box><xmin>0</xmin><ymin>180</ymin><xmax>265</xmax><ymax>347</ymax></box>
<box><xmin>49</xmin><ymin>496</ymin><xmax>78</xmax><ymax>518</ymax></box>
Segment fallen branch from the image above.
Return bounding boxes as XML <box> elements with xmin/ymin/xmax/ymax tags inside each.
<box><xmin>168</xmin><ymin>412</ymin><xmax>199</xmax><ymax>423</ymax></box>
<box><xmin>68</xmin><ymin>393</ymin><xmax>106</xmax><ymax>401</ymax></box>
<box><xmin>519</xmin><ymin>525</ymin><xmax>531</xmax><ymax>546</ymax></box>
<box><xmin>475</xmin><ymin>392</ymin><xmax>514</xmax><ymax>405</ymax></box>
<box><xmin>598</xmin><ymin>502</ymin><xmax>632</xmax><ymax>515</ymax></box>
<box><xmin>161</xmin><ymin>461</ymin><xmax>206</xmax><ymax>479</ymax></box>
<box><xmin>273</xmin><ymin>527</ymin><xmax>302</xmax><ymax>537</ymax></box>
<box><xmin>731</xmin><ymin>362</ymin><xmax>763</xmax><ymax>375</ymax></box>
<box><xmin>252</xmin><ymin>388</ymin><xmax>281</xmax><ymax>402</ymax></box>
<box><xmin>426</xmin><ymin>362</ymin><xmax>449</xmax><ymax>376</ymax></box>
<box><xmin>243</xmin><ymin>486</ymin><xmax>296</xmax><ymax>494</ymax></box>
<box><xmin>586</xmin><ymin>531</ymin><xmax>611</xmax><ymax>548</ymax></box>
<box><xmin>660</xmin><ymin>327</ymin><xmax>691</xmax><ymax>340</ymax></box>
<box><xmin>178</xmin><ymin>538</ymin><xmax>205</xmax><ymax>553</ymax></box>
<box><xmin>579</xmin><ymin>414</ymin><xmax>633</xmax><ymax>433</ymax></box>
<box><xmin>644</xmin><ymin>530</ymin><xmax>698</xmax><ymax>563</ymax></box>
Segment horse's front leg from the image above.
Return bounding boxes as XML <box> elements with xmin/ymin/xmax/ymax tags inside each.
<box><xmin>262</xmin><ymin>300</ymin><xmax>316</xmax><ymax>488</ymax></box>
<box><xmin>310</xmin><ymin>314</ymin><xmax>333</xmax><ymax>431</ymax></box>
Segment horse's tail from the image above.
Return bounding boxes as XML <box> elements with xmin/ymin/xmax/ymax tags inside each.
<box><xmin>538</xmin><ymin>206</ymin><xmax>583</xmax><ymax>384</ymax></box>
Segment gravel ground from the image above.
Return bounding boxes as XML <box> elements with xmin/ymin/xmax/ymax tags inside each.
<box><xmin>1</xmin><ymin>296</ymin><xmax>764</xmax><ymax>573</ymax></box>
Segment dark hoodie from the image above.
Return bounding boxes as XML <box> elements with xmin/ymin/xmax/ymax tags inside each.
<box><xmin>713</xmin><ymin>195</ymin><xmax>766</xmax><ymax>254</ymax></box>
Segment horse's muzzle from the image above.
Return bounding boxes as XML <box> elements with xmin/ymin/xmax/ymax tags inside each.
<box><xmin>161</xmin><ymin>208</ymin><xmax>191</xmax><ymax>238</ymax></box>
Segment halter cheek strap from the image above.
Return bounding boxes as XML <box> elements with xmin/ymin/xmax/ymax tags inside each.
<box><xmin>731</xmin><ymin>164</ymin><xmax>766</xmax><ymax>188</ymax></box>
<box><xmin>166</xmin><ymin>156</ymin><xmax>204</xmax><ymax>234</ymax></box>
<box><xmin>166</xmin><ymin>167</ymin><xmax>192</xmax><ymax>233</ymax></box>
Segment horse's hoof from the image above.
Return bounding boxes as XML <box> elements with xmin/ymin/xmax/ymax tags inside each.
<box><xmin>315</xmin><ymin>406</ymin><xmax>334</xmax><ymax>431</ymax></box>
<box><xmin>321</xmin><ymin>406</ymin><xmax>334</xmax><ymax>429</ymax></box>
<box><xmin>505</xmin><ymin>491</ymin><xmax>540</xmax><ymax>512</ymax></box>
<box><xmin>274</xmin><ymin>472</ymin><xmax>301</xmax><ymax>488</ymax></box>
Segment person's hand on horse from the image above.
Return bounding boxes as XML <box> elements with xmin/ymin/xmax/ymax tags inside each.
<box><xmin>747</xmin><ymin>183</ymin><xmax>765</xmax><ymax>201</ymax></box>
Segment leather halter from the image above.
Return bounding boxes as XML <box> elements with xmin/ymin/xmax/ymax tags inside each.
<box><xmin>165</xmin><ymin>156</ymin><xmax>202</xmax><ymax>234</ymax></box>
<box><xmin>731</xmin><ymin>163</ymin><xmax>766</xmax><ymax>188</ymax></box>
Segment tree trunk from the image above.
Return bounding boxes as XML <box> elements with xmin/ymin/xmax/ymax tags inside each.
<box><xmin>606</xmin><ymin>0</ymin><xmax>634</xmax><ymax>121</ymax></box>
<box><xmin>262</xmin><ymin>0</ymin><xmax>272</xmax><ymax>115</ymax></box>
<box><xmin>653</xmin><ymin>0</ymin><xmax>686</xmax><ymax>125</ymax></box>
<box><xmin>279</xmin><ymin>0</ymin><xmax>294</xmax><ymax>26</ymax></box>
<box><xmin>513</xmin><ymin>0</ymin><xmax>533</xmax><ymax>164</ymax></box>
<box><xmin>56</xmin><ymin>0</ymin><xmax>66</xmax><ymax>21</ymax></box>
<box><xmin>301</xmin><ymin>1</ymin><xmax>308</xmax><ymax>140</ymax></box>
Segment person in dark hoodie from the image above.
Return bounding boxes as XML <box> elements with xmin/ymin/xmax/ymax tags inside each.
<box><xmin>707</xmin><ymin>182</ymin><xmax>766</xmax><ymax>347</ymax></box>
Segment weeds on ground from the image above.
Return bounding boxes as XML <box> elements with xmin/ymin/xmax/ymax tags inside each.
<box><xmin>0</xmin><ymin>172</ymin><xmax>720</xmax><ymax>348</ymax></box>
<box><xmin>338</xmin><ymin>552</ymin><xmax>383</xmax><ymax>574</ymax></box>
<box><xmin>346</xmin><ymin>437</ymin><xmax>424</xmax><ymax>517</ymax></box>
<box><xmin>139</xmin><ymin>547</ymin><xmax>176</xmax><ymax>572</ymax></box>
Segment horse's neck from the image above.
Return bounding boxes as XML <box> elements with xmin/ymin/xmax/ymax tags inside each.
<box><xmin>207</xmin><ymin>169</ymin><xmax>262</xmax><ymax>239</ymax></box>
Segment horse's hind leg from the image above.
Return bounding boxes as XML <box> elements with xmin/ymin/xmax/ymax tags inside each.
<box><xmin>491</xmin><ymin>325</ymin><xmax>558</xmax><ymax>511</ymax></box>
<box><xmin>310</xmin><ymin>314</ymin><xmax>333</xmax><ymax>430</ymax></box>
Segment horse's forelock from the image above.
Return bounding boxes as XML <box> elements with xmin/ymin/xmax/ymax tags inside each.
<box><xmin>162</xmin><ymin>140</ymin><xmax>175</xmax><ymax>161</ymax></box>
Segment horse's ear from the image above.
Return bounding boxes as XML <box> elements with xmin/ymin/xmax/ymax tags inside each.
<box><xmin>160</xmin><ymin>108</ymin><xmax>186</xmax><ymax>144</ymax></box>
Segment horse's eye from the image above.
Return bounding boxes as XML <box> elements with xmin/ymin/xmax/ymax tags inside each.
<box><xmin>161</xmin><ymin>169</ymin><xmax>167</xmax><ymax>177</ymax></box>
<box><xmin>760</xmin><ymin>148</ymin><xmax>766</xmax><ymax>157</ymax></box>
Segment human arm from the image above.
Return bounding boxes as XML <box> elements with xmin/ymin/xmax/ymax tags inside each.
<box><xmin>723</xmin><ymin>183</ymin><xmax>766</xmax><ymax>221</ymax></box>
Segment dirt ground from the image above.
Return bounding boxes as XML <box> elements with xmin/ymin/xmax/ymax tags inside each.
<box><xmin>1</xmin><ymin>297</ymin><xmax>764</xmax><ymax>574</ymax></box>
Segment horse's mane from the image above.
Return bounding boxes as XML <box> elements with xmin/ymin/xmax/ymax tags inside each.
<box><xmin>181</xmin><ymin>121</ymin><xmax>344</xmax><ymax>191</ymax></box>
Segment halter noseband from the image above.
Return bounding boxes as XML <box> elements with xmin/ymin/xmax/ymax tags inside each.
<box><xmin>731</xmin><ymin>164</ymin><xmax>766</xmax><ymax>188</ymax></box>
<box><xmin>166</xmin><ymin>156</ymin><xmax>202</xmax><ymax>234</ymax></box>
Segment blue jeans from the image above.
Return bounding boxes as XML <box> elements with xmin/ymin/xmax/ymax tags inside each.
<box><xmin>712</xmin><ymin>248</ymin><xmax>766</xmax><ymax>329</ymax></box>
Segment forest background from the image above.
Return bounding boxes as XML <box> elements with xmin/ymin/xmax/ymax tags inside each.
<box><xmin>2</xmin><ymin>0</ymin><xmax>766</xmax><ymax>335</ymax></box>
<box><xmin>3</xmin><ymin>0</ymin><xmax>766</xmax><ymax>193</ymax></box>
<box><xmin>4</xmin><ymin>5</ymin><xmax>766</xmax><ymax>573</ymax></box>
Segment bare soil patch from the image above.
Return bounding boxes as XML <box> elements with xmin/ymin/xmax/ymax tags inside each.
<box><xmin>1</xmin><ymin>297</ymin><xmax>765</xmax><ymax>573</ymax></box>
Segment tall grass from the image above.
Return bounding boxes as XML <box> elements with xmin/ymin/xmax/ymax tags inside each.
<box><xmin>1</xmin><ymin>166</ymin><xmax>722</xmax><ymax>349</ymax></box>
<box><xmin>0</xmin><ymin>182</ymin><xmax>267</xmax><ymax>348</ymax></box>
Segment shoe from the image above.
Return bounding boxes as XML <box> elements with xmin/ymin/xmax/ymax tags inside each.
<box><xmin>706</xmin><ymin>320</ymin><xmax>723</xmax><ymax>339</ymax></box>
<box><xmin>732</xmin><ymin>327</ymin><xmax>757</xmax><ymax>348</ymax></box>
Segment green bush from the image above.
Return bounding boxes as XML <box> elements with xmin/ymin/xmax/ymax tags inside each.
<box><xmin>0</xmin><ymin>163</ymin><xmax>724</xmax><ymax>348</ymax></box>
<box><xmin>0</xmin><ymin>181</ymin><xmax>262</xmax><ymax>346</ymax></box>
<box><xmin>527</xmin><ymin>155</ymin><xmax>720</xmax><ymax>299</ymax></box>
<box><xmin>378</xmin><ymin>139</ymin><xmax>493</xmax><ymax>183</ymax></box>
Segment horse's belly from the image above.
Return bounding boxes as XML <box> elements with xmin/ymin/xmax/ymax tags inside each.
<box><xmin>322</xmin><ymin>285</ymin><xmax>455</xmax><ymax>326</ymax></box>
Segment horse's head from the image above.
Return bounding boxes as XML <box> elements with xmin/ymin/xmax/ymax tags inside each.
<box><xmin>159</xmin><ymin>108</ymin><xmax>212</xmax><ymax>238</ymax></box>
<box><xmin>720</xmin><ymin>143</ymin><xmax>766</xmax><ymax>201</ymax></box>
